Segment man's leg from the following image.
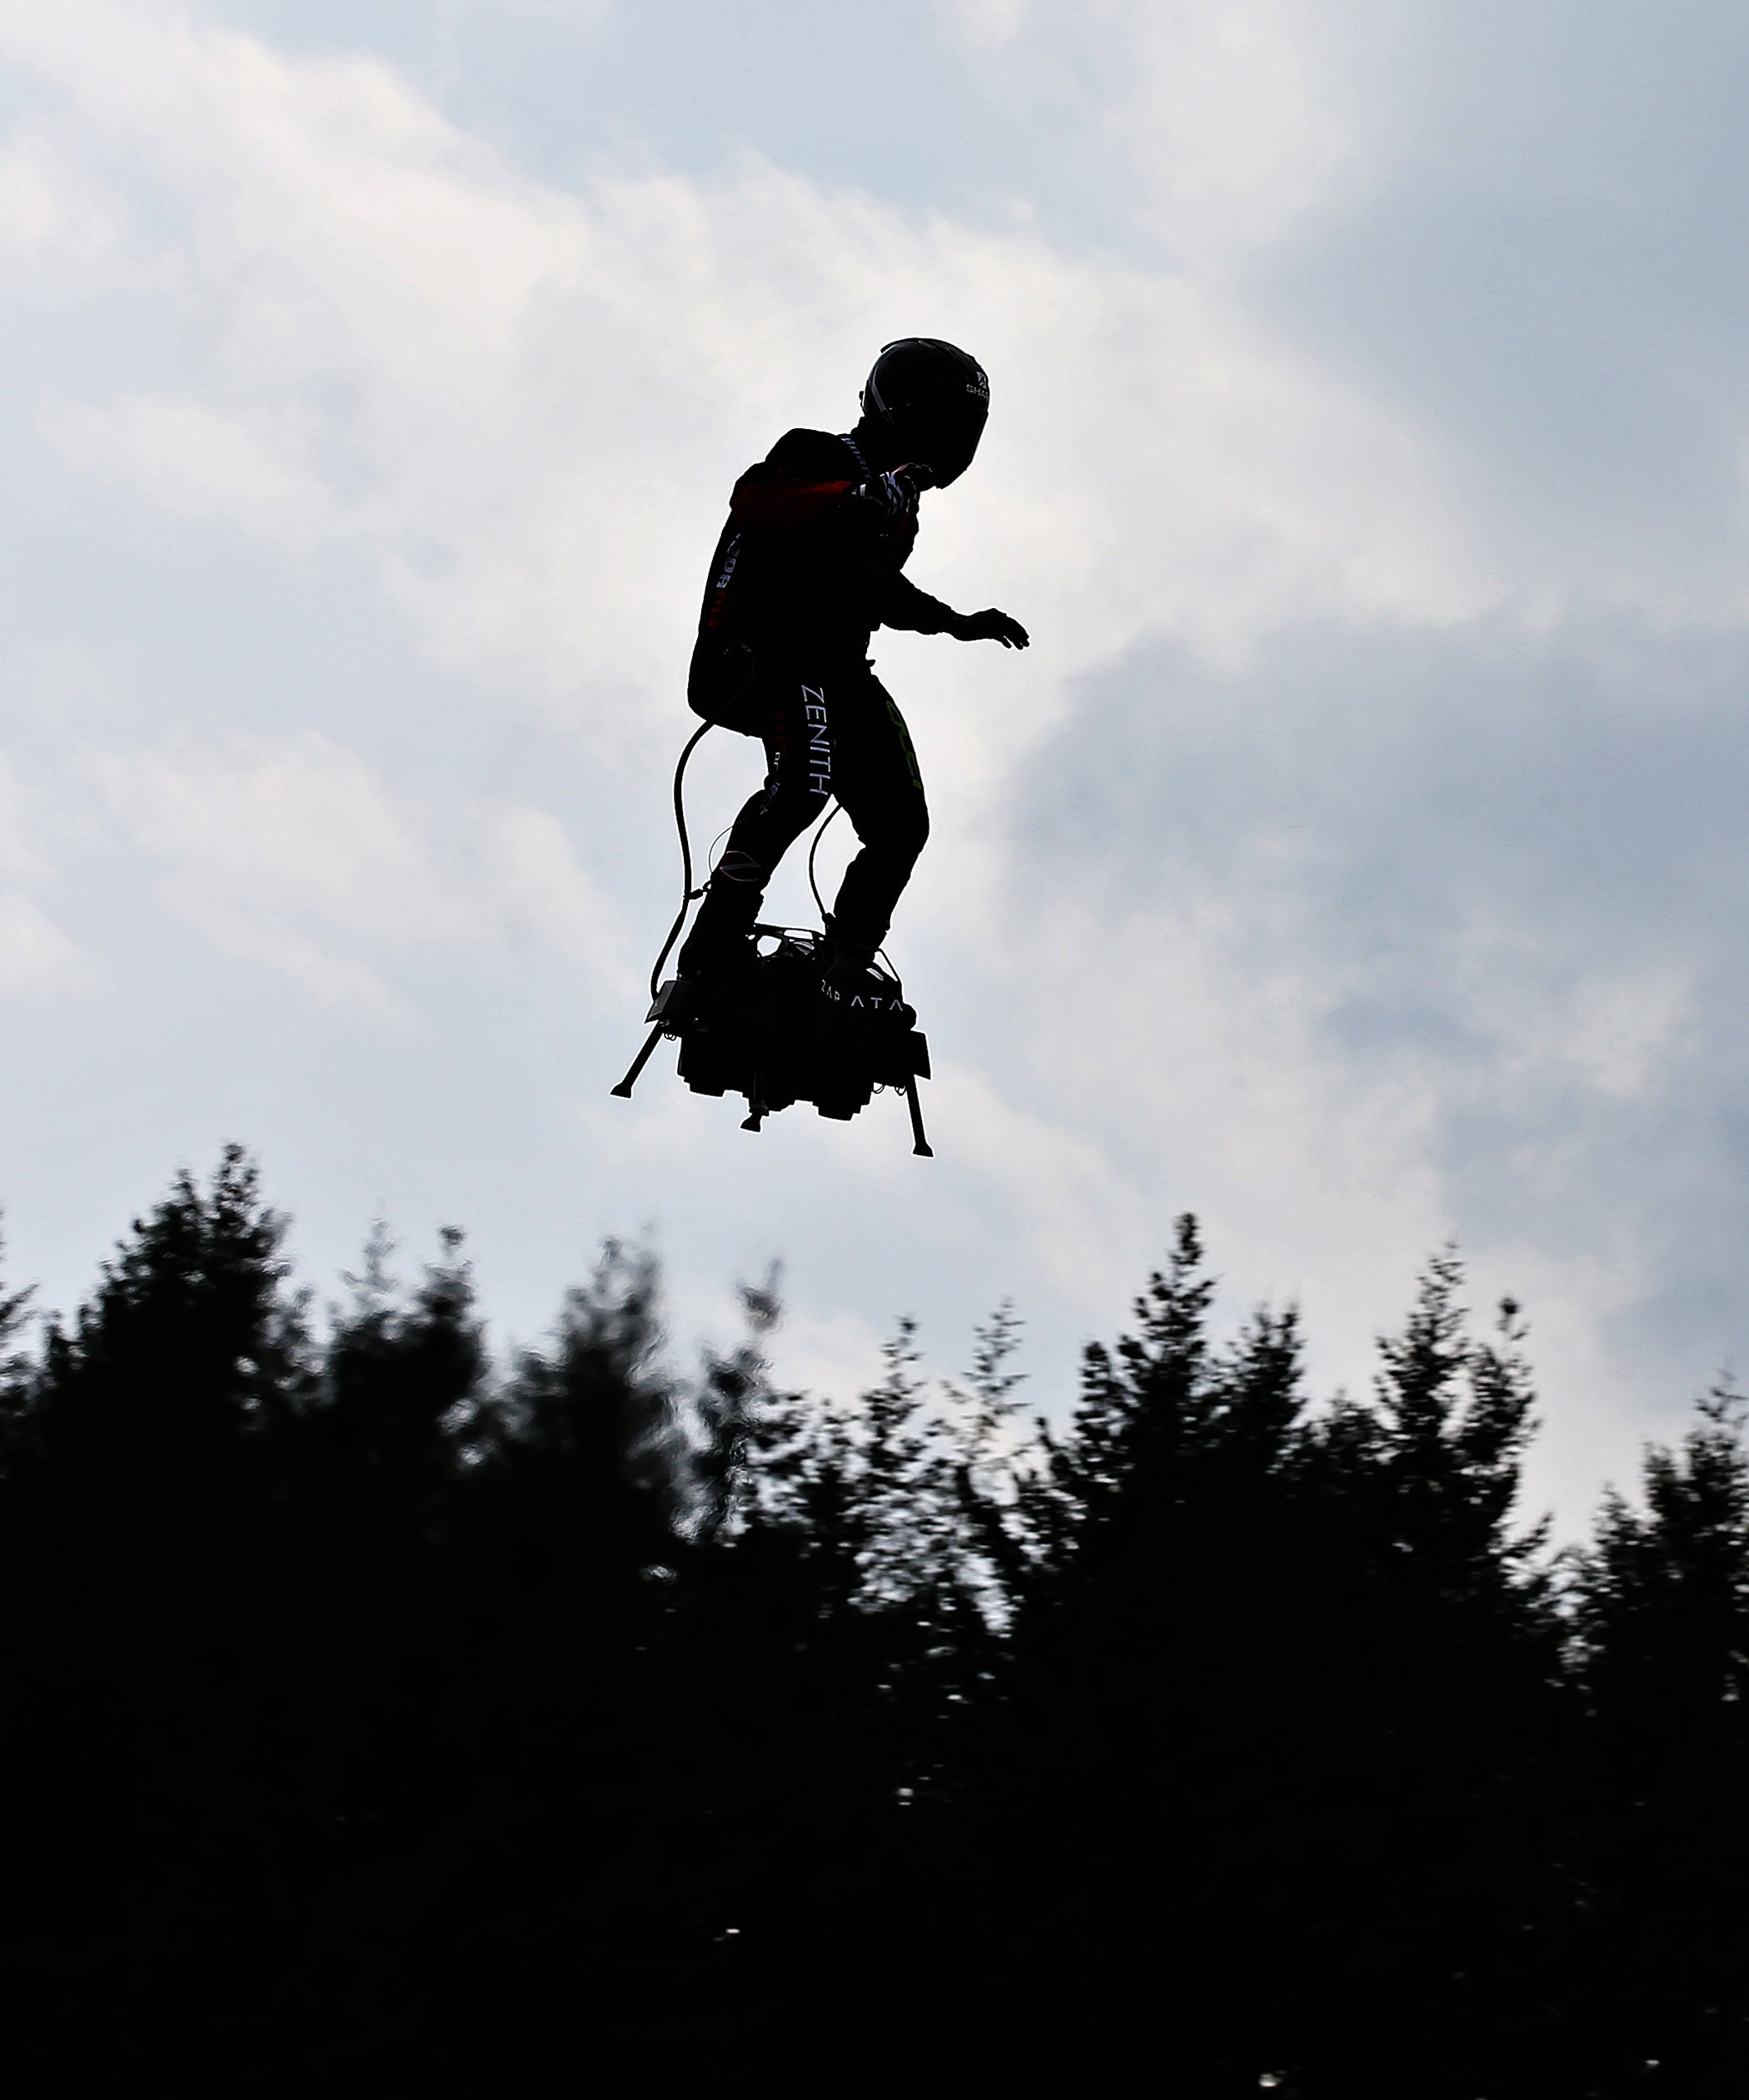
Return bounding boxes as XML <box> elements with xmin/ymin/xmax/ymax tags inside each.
<box><xmin>825</xmin><ymin>671</ymin><xmax>930</xmax><ymax>975</ymax></box>
<box><xmin>676</xmin><ymin>675</ymin><xmax>835</xmax><ymax>978</ymax></box>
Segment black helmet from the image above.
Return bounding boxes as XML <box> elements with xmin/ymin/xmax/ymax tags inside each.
<box><xmin>861</xmin><ymin>337</ymin><xmax>989</xmax><ymax>486</ymax></box>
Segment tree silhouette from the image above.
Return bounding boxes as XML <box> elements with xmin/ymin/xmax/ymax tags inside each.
<box><xmin>0</xmin><ymin>1155</ymin><xmax>1742</xmax><ymax>2093</ymax></box>
<box><xmin>1572</xmin><ymin>1386</ymin><xmax>1749</xmax><ymax>2092</ymax></box>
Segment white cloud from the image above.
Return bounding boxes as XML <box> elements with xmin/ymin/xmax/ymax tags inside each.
<box><xmin>0</xmin><ymin>758</ymin><xmax>52</xmax><ymax>888</ymax></box>
<box><xmin>0</xmin><ymin>757</ymin><xmax>89</xmax><ymax>1000</ymax></box>
<box><xmin>994</xmin><ymin>611</ymin><xmax>1749</xmax><ymax>1519</ymax></box>
<box><xmin>938</xmin><ymin>0</ymin><xmax>1398</xmax><ymax>263</ymax></box>
<box><xmin>0</xmin><ymin>0</ymin><xmax>1745</xmax><ymax>1529</ymax></box>
<box><xmin>52</xmin><ymin>392</ymin><xmax>337</xmax><ymax>549</ymax></box>
<box><xmin>945</xmin><ymin>0</ymin><xmax>1034</xmax><ymax>47</ymax></box>
<box><xmin>92</xmin><ymin>734</ymin><xmax>629</xmax><ymax>1012</ymax></box>
<box><xmin>0</xmin><ymin>122</ymin><xmax>128</xmax><ymax>294</ymax></box>
<box><xmin>0</xmin><ymin>0</ymin><xmax>1486</xmax><ymax>754</ymax></box>
<box><xmin>0</xmin><ymin>893</ymin><xmax>89</xmax><ymax>1000</ymax></box>
<box><xmin>1100</xmin><ymin>0</ymin><xmax>1383</xmax><ymax>260</ymax></box>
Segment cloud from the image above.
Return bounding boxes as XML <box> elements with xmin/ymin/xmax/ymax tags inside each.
<box><xmin>92</xmin><ymin>733</ymin><xmax>630</xmax><ymax>1012</ymax></box>
<box><xmin>0</xmin><ymin>756</ymin><xmax>90</xmax><ymax>1000</ymax></box>
<box><xmin>0</xmin><ymin>120</ymin><xmax>128</xmax><ymax>296</ymax></box>
<box><xmin>0</xmin><ymin>758</ymin><xmax>52</xmax><ymax>889</ymax></box>
<box><xmin>1095</xmin><ymin>0</ymin><xmax>1387</xmax><ymax>260</ymax></box>
<box><xmin>1000</xmin><ymin>610</ymin><xmax>1749</xmax><ymax>1512</ymax></box>
<box><xmin>52</xmin><ymin>392</ymin><xmax>337</xmax><ymax>549</ymax></box>
<box><xmin>2</xmin><ymin>0</ymin><xmax>1748</xmax><ymax>1531</ymax></box>
<box><xmin>937</xmin><ymin>0</ymin><xmax>1402</xmax><ymax>263</ymax></box>
<box><xmin>0</xmin><ymin>893</ymin><xmax>90</xmax><ymax>1000</ymax></box>
<box><xmin>0</xmin><ymin>0</ymin><xmax>1486</xmax><ymax>747</ymax></box>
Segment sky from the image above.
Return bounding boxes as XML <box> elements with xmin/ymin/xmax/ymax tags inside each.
<box><xmin>2</xmin><ymin>0</ymin><xmax>1747</xmax><ymax>1529</ymax></box>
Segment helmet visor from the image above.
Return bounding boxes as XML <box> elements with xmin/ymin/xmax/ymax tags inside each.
<box><xmin>866</xmin><ymin>339</ymin><xmax>989</xmax><ymax>486</ymax></box>
<box><xmin>900</xmin><ymin>396</ymin><xmax>987</xmax><ymax>486</ymax></box>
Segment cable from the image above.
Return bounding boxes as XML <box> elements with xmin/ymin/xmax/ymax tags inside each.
<box><xmin>648</xmin><ymin>721</ymin><xmax>713</xmax><ymax>1002</ymax></box>
<box><xmin>806</xmin><ymin>799</ymin><xmax>841</xmax><ymax>928</ymax></box>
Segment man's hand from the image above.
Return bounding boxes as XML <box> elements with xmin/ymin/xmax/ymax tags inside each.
<box><xmin>855</xmin><ymin>461</ymin><xmax>938</xmax><ymax>521</ymax></box>
<box><xmin>852</xmin><ymin>466</ymin><xmax>919</xmax><ymax>522</ymax></box>
<box><xmin>949</xmin><ymin>608</ymin><xmax>1029</xmax><ymax>649</ymax></box>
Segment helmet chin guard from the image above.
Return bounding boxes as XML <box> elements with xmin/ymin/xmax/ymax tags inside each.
<box><xmin>860</xmin><ymin>337</ymin><xmax>989</xmax><ymax>486</ymax></box>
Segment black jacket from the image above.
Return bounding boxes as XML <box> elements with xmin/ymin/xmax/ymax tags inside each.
<box><xmin>688</xmin><ymin>428</ymin><xmax>957</xmax><ymax>724</ymax></box>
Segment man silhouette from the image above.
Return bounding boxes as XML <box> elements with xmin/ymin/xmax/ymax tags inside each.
<box><xmin>678</xmin><ymin>337</ymin><xmax>1028</xmax><ymax>992</ymax></box>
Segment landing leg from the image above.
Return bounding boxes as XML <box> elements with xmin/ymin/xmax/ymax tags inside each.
<box><xmin>904</xmin><ymin>1076</ymin><xmax>934</xmax><ymax>1159</ymax></box>
<box><xmin>610</xmin><ymin>1022</ymin><xmax>665</xmax><ymax>1100</ymax></box>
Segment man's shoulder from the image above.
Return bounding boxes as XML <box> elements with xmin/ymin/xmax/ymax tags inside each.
<box><xmin>763</xmin><ymin>427</ymin><xmax>860</xmax><ymax>477</ymax></box>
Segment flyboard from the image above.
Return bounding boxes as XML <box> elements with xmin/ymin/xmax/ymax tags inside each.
<box><xmin>611</xmin><ymin>726</ymin><xmax>934</xmax><ymax>1156</ymax></box>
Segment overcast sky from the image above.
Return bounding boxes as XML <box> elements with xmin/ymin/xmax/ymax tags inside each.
<box><xmin>2</xmin><ymin>0</ymin><xmax>1747</xmax><ymax>1528</ymax></box>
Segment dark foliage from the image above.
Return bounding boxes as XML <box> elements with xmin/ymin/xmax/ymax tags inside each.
<box><xmin>0</xmin><ymin>1155</ymin><xmax>1737</xmax><ymax>2092</ymax></box>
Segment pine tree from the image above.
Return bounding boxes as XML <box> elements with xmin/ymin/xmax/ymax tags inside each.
<box><xmin>1283</xmin><ymin>1255</ymin><xmax>1566</xmax><ymax>2095</ymax></box>
<box><xmin>0</xmin><ymin>1150</ymin><xmax>318</xmax><ymax>2069</ymax></box>
<box><xmin>1572</xmin><ymin>1387</ymin><xmax>1749</xmax><ymax>2089</ymax></box>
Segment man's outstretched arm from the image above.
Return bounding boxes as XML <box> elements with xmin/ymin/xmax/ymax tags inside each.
<box><xmin>879</xmin><ymin>572</ymin><xmax>1029</xmax><ymax>647</ymax></box>
<box><xmin>946</xmin><ymin>606</ymin><xmax>1029</xmax><ymax>648</ymax></box>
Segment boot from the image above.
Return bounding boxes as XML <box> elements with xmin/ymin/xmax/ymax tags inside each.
<box><xmin>678</xmin><ymin>867</ymin><xmax>764</xmax><ymax>982</ymax></box>
<box><xmin>821</xmin><ymin>915</ymin><xmax>881</xmax><ymax>1000</ymax></box>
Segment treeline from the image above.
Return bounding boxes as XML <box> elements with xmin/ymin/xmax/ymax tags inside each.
<box><xmin>0</xmin><ymin>1150</ymin><xmax>1744</xmax><ymax>2092</ymax></box>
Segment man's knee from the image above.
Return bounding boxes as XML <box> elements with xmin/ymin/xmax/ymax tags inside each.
<box><xmin>888</xmin><ymin>804</ymin><xmax>929</xmax><ymax>870</ymax></box>
<box><xmin>846</xmin><ymin>805</ymin><xmax>927</xmax><ymax>877</ymax></box>
<box><xmin>764</xmin><ymin>784</ymin><xmax>831</xmax><ymax>852</ymax></box>
<box><xmin>739</xmin><ymin>773</ymin><xmax>827</xmax><ymax>861</ymax></box>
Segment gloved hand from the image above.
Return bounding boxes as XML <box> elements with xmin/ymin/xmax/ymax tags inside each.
<box><xmin>855</xmin><ymin>462</ymin><xmax>934</xmax><ymax>522</ymax></box>
<box><xmin>949</xmin><ymin>607</ymin><xmax>1029</xmax><ymax>649</ymax></box>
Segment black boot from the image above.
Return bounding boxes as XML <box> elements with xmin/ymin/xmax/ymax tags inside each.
<box><xmin>678</xmin><ymin>870</ymin><xmax>764</xmax><ymax>982</ymax></box>
<box><xmin>821</xmin><ymin>915</ymin><xmax>880</xmax><ymax>998</ymax></box>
